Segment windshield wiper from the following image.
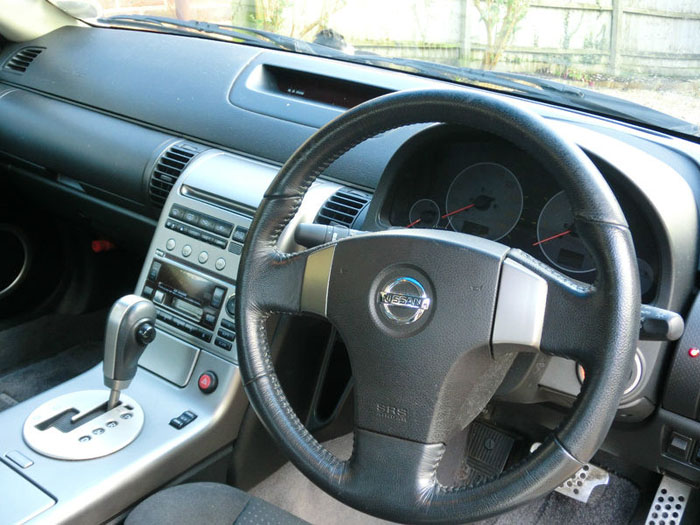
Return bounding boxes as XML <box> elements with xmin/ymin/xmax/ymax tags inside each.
<box><xmin>96</xmin><ymin>15</ymin><xmax>324</xmax><ymax>55</ymax></box>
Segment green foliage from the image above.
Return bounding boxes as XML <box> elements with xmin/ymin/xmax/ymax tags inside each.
<box><xmin>474</xmin><ymin>0</ymin><xmax>530</xmax><ymax>69</ymax></box>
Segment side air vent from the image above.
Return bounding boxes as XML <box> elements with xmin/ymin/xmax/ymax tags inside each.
<box><xmin>316</xmin><ymin>187</ymin><xmax>371</xmax><ymax>227</ymax></box>
<box><xmin>149</xmin><ymin>142</ymin><xmax>204</xmax><ymax>207</ymax></box>
<box><xmin>4</xmin><ymin>47</ymin><xmax>44</xmax><ymax>74</ymax></box>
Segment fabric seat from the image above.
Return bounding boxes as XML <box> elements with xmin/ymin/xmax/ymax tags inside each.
<box><xmin>126</xmin><ymin>481</ymin><xmax>309</xmax><ymax>525</ymax></box>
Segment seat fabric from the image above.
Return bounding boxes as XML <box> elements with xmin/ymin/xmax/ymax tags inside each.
<box><xmin>126</xmin><ymin>481</ymin><xmax>308</xmax><ymax>525</ymax></box>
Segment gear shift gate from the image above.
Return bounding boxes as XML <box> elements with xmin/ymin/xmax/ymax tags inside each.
<box><xmin>23</xmin><ymin>390</ymin><xmax>144</xmax><ymax>460</ymax></box>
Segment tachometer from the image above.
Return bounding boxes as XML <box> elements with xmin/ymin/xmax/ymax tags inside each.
<box><xmin>535</xmin><ymin>191</ymin><xmax>595</xmax><ymax>273</ymax></box>
<box><xmin>444</xmin><ymin>162</ymin><xmax>523</xmax><ymax>240</ymax></box>
<box><xmin>407</xmin><ymin>199</ymin><xmax>441</xmax><ymax>229</ymax></box>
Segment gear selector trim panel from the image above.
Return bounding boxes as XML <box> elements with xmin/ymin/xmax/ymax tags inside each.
<box><xmin>23</xmin><ymin>390</ymin><xmax>144</xmax><ymax>460</ymax></box>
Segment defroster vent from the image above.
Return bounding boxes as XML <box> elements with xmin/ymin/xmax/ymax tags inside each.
<box><xmin>316</xmin><ymin>187</ymin><xmax>371</xmax><ymax>228</ymax></box>
<box><xmin>149</xmin><ymin>142</ymin><xmax>204</xmax><ymax>207</ymax></box>
<box><xmin>3</xmin><ymin>47</ymin><xmax>44</xmax><ymax>74</ymax></box>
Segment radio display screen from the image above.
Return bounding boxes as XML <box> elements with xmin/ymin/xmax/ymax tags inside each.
<box><xmin>157</xmin><ymin>264</ymin><xmax>214</xmax><ymax>308</ymax></box>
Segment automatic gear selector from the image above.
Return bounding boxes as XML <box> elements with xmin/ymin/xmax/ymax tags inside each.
<box><xmin>103</xmin><ymin>295</ymin><xmax>157</xmax><ymax>410</ymax></box>
<box><xmin>23</xmin><ymin>295</ymin><xmax>156</xmax><ymax>460</ymax></box>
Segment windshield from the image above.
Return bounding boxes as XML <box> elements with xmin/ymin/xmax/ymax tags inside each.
<box><xmin>53</xmin><ymin>0</ymin><xmax>700</xmax><ymax>136</ymax></box>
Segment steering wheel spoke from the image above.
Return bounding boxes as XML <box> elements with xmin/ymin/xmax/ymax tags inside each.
<box><xmin>502</xmin><ymin>249</ymin><xmax>618</xmax><ymax>370</ymax></box>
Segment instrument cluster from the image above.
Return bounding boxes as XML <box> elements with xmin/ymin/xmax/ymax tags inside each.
<box><xmin>384</xmin><ymin>134</ymin><xmax>659</xmax><ymax>303</ymax></box>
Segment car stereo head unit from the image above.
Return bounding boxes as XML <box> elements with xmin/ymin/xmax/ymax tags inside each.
<box><xmin>142</xmin><ymin>260</ymin><xmax>230</xmax><ymax>342</ymax></box>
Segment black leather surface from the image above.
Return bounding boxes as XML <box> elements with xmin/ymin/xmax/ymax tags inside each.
<box><xmin>236</xmin><ymin>89</ymin><xmax>639</xmax><ymax>523</ymax></box>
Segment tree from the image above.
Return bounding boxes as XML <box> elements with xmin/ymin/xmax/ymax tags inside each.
<box><xmin>474</xmin><ymin>0</ymin><xmax>530</xmax><ymax>69</ymax></box>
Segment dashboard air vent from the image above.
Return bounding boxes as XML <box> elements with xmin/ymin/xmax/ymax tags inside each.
<box><xmin>4</xmin><ymin>47</ymin><xmax>43</xmax><ymax>74</ymax></box>
<box><xmin>149</xmin><ymin>142</ymin><xmax>201</xmax><ymax>207</ymax></box>
<box><xmin>316</xmin><ymin>187</ymin><xmax>371</xmax><ymax>227</ymax></box>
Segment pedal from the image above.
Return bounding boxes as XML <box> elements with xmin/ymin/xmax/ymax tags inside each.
<box><xmin>555</xmin><ymin>462</ymin><xmax>609</xmax><ymax>503</ymax></box>
<box><xmin>645</xmin><ymin>475</ymin><xmax>691</xmax><ymax>525</ymax></box>
<box><xmin>530</xmin><ymin>442</ymin><xmax>609</xmax><ymax>503</ymax></box>
<box><xmin>458</xmin><ymin>421</ymin><xmax>514</xmax><ymax>485</ymax></box>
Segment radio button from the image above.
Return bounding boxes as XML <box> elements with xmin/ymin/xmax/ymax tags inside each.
<box><xmin>166</xmin><ymin>238</ymin><xmax>176</xmax><ymax>251</ymax></box>
<box><xmin>153</xmin><ymin>290</ymin><xmax>165</xmax><ymax>304</ymax></box>
<box><xmin>182</xmin><ymin>245</ymin><xmax>192</xmax><ymax>257</ymax></box>
<box><xmin>225</xmin><ymin>294</ymin><xmax>236</xmax><ymax>317</ymax></box>
<box><xmin>221</xmin><ymin>319</ymin><xmax>235</xmax><ymax>331</ymax></box>
<box><xmin>183</xmin><ymin>211</ymin><xmax>199</xmax><ymax>225</ymax></box>
<box><xmin>232</xmin><ymin>226</ymin><xmax>248</xmax><ymax>244</ymax></box>
<box><xmin>170</xmin><ymin>206</ymin><xmax>185</xmax><ymax>220</ymax></box>
<box><xmin>198</xmin><ymin>216</ymin><xmax>216</xmax><ymax>231</ymax></box>
<box><xmin>228</xmin><ymin>242</ymin><xmax>242</xmax><ymax>255</ymax></box>
<box><xmin>217</xmin><ymin>328</ymin><xmax>235</xmax><ymax>342</ymax></box>
<box><xmin>142</xmin><ymin>285</ymin><xmax>154</xmax><ymax>298</ymax></box>
<box><xmin>211</xmin><ymin>287</ymin><xmax>225</xmax><ymax>308</ymax></box>
<box><xmin>215</xmin><ymin>258</ymin><xmax>226</xmax><ymax>271</ymax></box>
<box><xmin>213</xmin><ymin>238</ymin><xmax>227</xmax><ymax>249</ymax></box>
<box><xmin>183</xmin><ymin>226</ymin><xmax>200</xmax><ymax>240</ymax></box>
<box><xmin>214</xmin><ymin>337</ymin><xmax>233</xmax><ymax>351</ymax></box>
<box><xmin>213</xmin><ymin>221</ymin><xmax>233</xmax><ymax>237</ymax></box>
<box><xmin>203</xmin><ymin>313</ymin><xmax>217</xmax><ymax>328</ymax></box>
<box><xmin>197</xmin><ymin>330</ymin><xmax>212</xmax><ymax>343</ymax></box>
<box><xmin>198</xmin><ymin>251</ymin><xmax>209</xmax><ymax>264</ymax></box>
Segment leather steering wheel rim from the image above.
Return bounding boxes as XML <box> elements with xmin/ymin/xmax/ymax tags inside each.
<box><xmin>235</xmin><ymin>89</ymin><xmax>640</xmax><ymax>524</ymax></box>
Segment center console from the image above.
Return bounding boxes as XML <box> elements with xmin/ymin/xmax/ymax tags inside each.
<box><xmin>0</xmin><ymin>146</ymin><xmax>342</xmax><ymax>524</ymax></box>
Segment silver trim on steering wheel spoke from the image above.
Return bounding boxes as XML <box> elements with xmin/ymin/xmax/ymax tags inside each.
<box><xmin>492</xmin><ymin>258</ymin><xmax>548</xmax><ymax>355</ymax></box>
<box><xmin>300</xmin><ymin>245</ymin><xmax>336</xmax><ymax>317</ymax></box>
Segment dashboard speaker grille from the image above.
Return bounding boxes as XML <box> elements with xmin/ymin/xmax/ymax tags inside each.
<box><xmin>149</xmin><ymin>143</ymin><xmax>200</xmax><ymax>208</ymax></box>
<box><xmin>316</xmin><ymin>187</ymin><xmax>371</xmax><ymax>227</ymax></box>
<box><xmin>4</xmin><ymin>47</ymin><xmax>44</xmax><ymax>74</ymax></box>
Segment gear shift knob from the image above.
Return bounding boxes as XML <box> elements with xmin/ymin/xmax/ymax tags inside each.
<box><xmin>103</xmin><ymin>295</ymin><xmax>157</xmax><ymax>409</ymax></box>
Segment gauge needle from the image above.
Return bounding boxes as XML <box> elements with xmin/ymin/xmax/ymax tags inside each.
<box><xmin>407</xmin><ymin>202</ymin><xmax>475</xmax><ymax>228</ymax></box>
<box><xmin>442</xmin><ymin>203</ymin><xmax>475</xmax><ymax>219</ymax></box>
<box><xmin>532</xmin><ymin>229</ymin><xmax>572</xmax><ymax>247</ymax></box>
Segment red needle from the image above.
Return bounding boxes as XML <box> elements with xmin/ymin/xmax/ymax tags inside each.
<box><xmin>533</xmin><ymin>229</ymin><xmax>572</xmax><ymax>247</ymax></box>
<box><xmin>407</xmin><ymin>202</ymin><xmax>475</xmax><ymax>228</ymax></box>
<box><xmin>442</xmin><ymin>203</ymin><xmax>475</xmax><ymax>219</ymax></box>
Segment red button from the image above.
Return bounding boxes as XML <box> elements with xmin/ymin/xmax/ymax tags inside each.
<box><xmin>198</xmin><ymin>371</ymin><xmax>218</xmax><ymax>394</ymax></box>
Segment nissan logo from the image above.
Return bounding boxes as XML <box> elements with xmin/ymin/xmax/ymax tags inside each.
<box><xmin>378</xmin><ymin>277</ymin><xmax>431</xmax><ymax>325</ymax></box>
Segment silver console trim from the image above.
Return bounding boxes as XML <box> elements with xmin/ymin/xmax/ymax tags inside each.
<box><xmin>139</xmin><ymin>329</ymin><xmax>201</xmax><ymax>387</ymax></box>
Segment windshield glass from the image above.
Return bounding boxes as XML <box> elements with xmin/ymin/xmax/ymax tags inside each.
<box><xmin>54</xmin><ymin>0</ymin><xmax>700</xmax><ymax>136</ymax></box>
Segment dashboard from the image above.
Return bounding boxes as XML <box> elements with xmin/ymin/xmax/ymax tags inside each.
<box><xmin>1</xmin><ymin>25</ymin><xmax>700</xmax><ymax>487</ymax></box>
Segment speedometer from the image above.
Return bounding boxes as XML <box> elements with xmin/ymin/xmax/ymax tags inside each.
<box><xmin>535</xmin><ymin>191</ymin><xmax>595</xmax><ymax>273</ymax></box>
<box><xmin>444</xmin><ymin>162</ymin><xmax>523</xmax><ymax>241</ymax></box>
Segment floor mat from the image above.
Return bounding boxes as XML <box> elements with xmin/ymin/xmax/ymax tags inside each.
<box><xmin>0</xmin><ymin>341</ymin><xmax>103</xmax><ymax>411</ymax></box>
<box><xmin>0</xmin><ymin>309</ymin><xmax>106</xmax><ymax>376</ymax></box>
<box><xmin>249</xmin><ymin>433</ymin><xmax>640</xmax><ymax>525</ymax></box>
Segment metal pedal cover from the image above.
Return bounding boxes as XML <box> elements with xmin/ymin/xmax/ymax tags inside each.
<box><xmin>645</xmin><ymin>475</ymin><xmax>690</xmax><ymax>525</ymax></box>
<box><xmin>555</xmin><ymin>463</ymin><xmax>609</xmax><ymax>503</ymax></box>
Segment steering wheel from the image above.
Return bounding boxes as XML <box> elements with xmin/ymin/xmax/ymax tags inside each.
<box><xmin>235</xmin><ymin>89</ymin><xmax>640</xmax><ymax>524</ymax></box>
